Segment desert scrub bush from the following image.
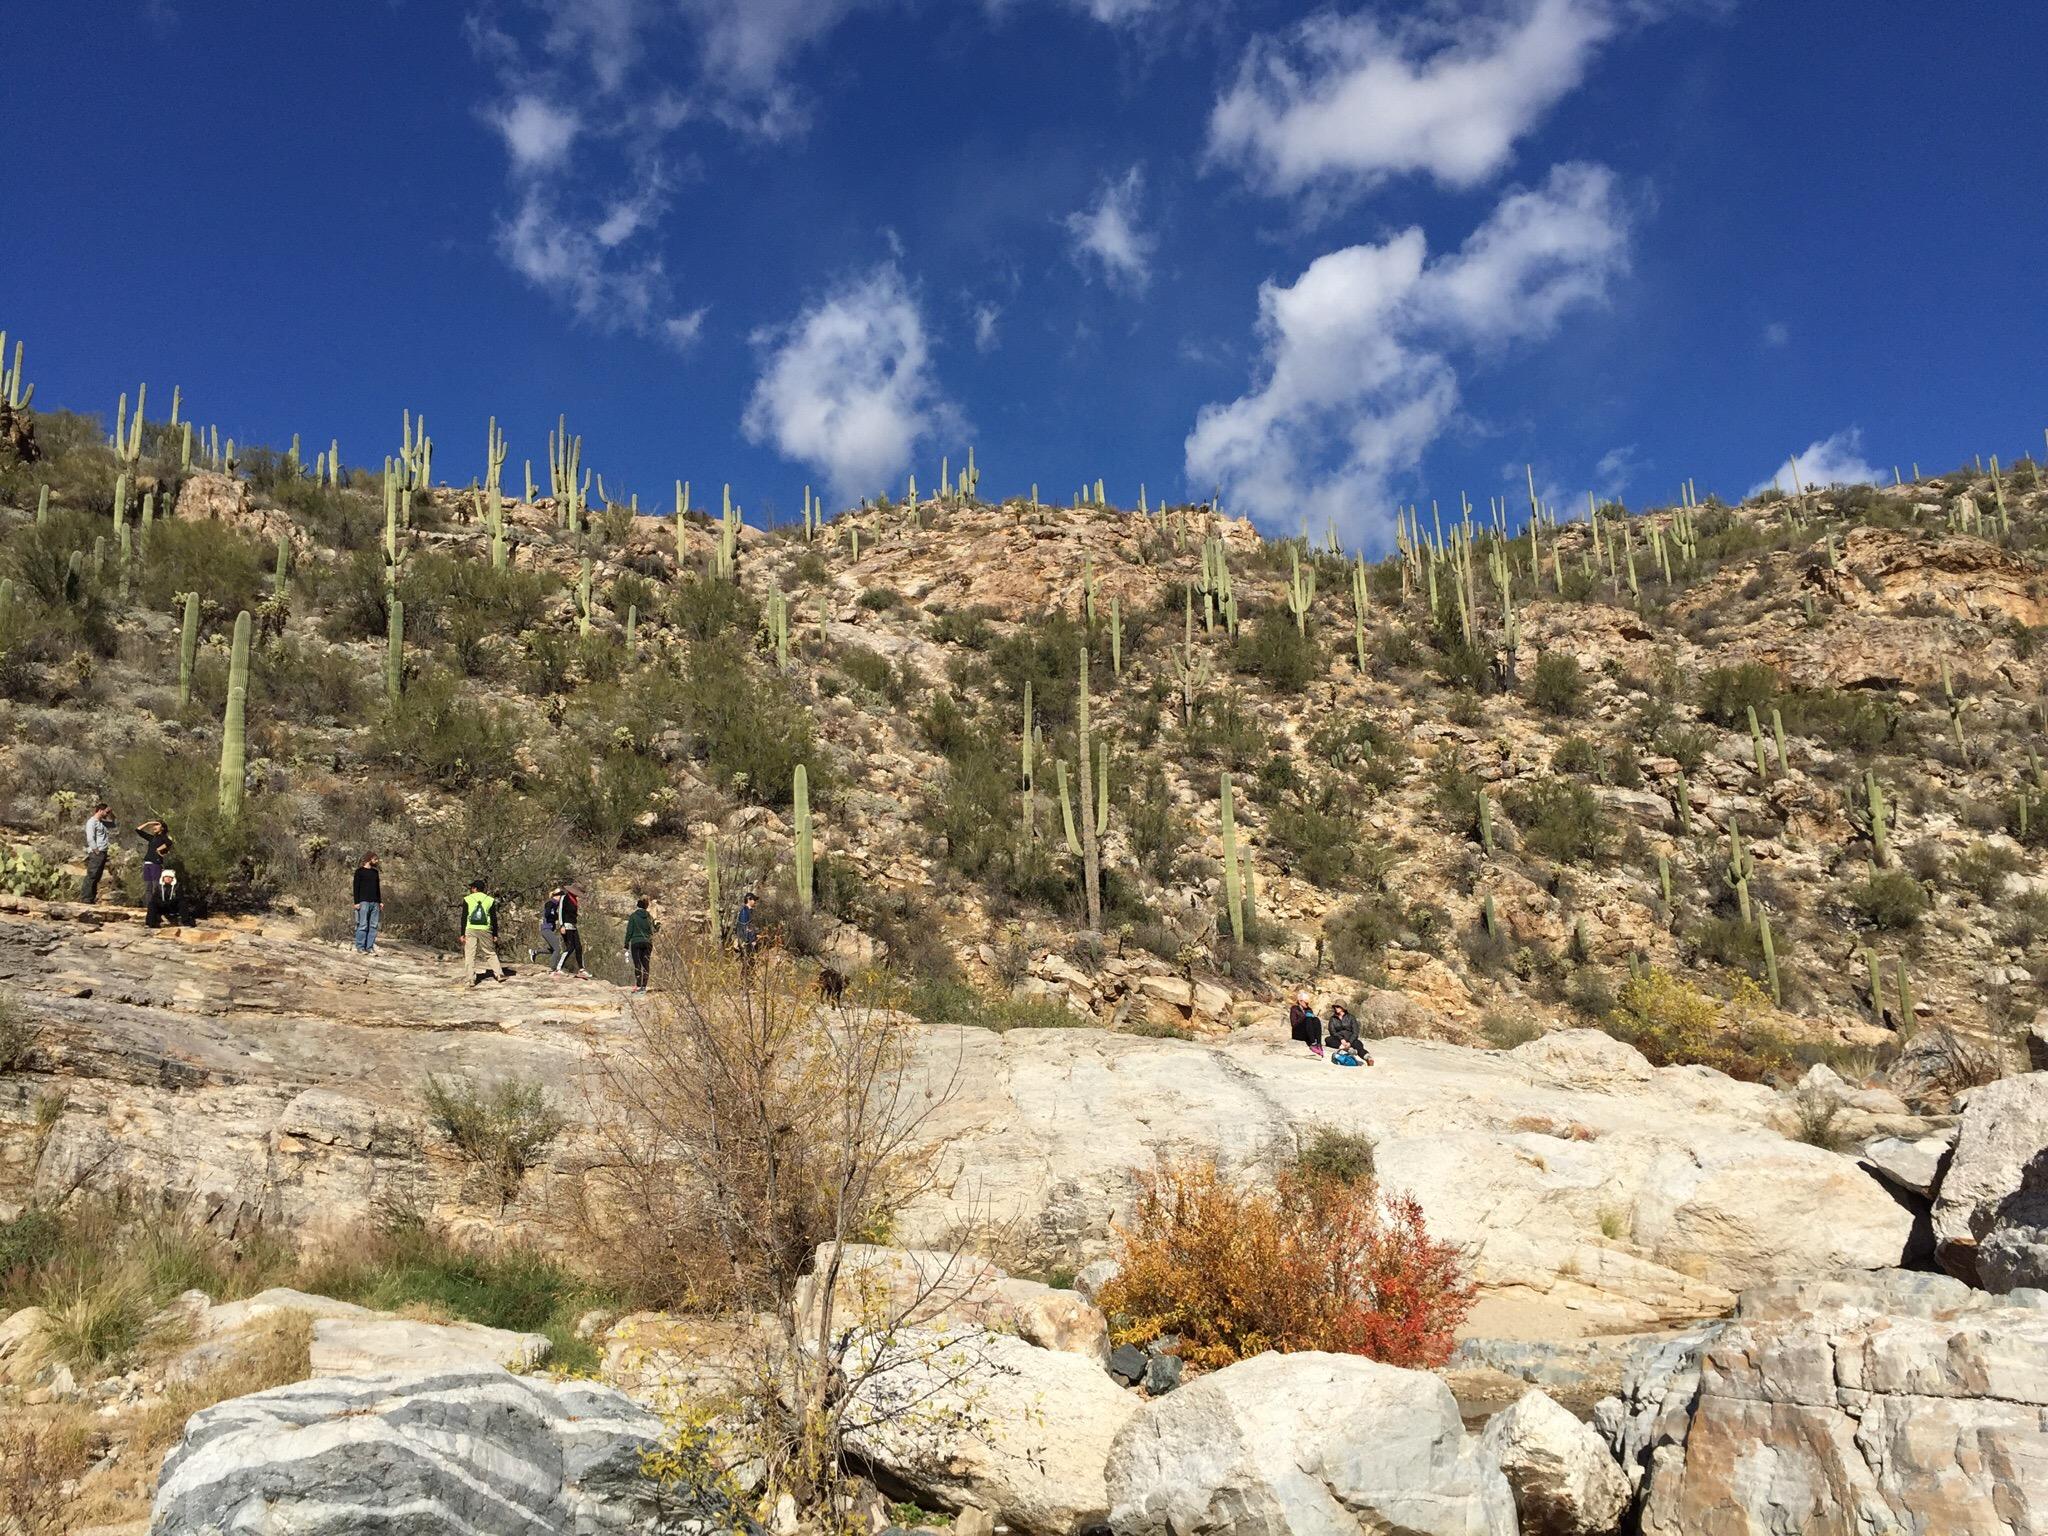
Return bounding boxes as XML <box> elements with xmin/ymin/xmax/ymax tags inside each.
<box><xmin>1788</xmin><ymin>1080</ymin><xmax>1846</xmax><ymax>1150</ymax></box>
<box><xmin>1324</xmin><ymin>895</ymin><xmax>1402</xmax><ymax>977</ymax></box>
<box><xmin>1849</xmin><ymin>868</ymin><xmax>1928</xmax><ymax>931</ymax></box>
<box><xmin>1950</xmin><ymin>840</ymin><xmax>2023</xmax><ymax>903</ymax></box>
<box><xmin>421</xmin><ymin>1073</ymin><xmax>566</xmax><ymax>1209</ymax></box>
<box><xmin>1268</xmin><ymin>792</ymin><xmax>1379</xmax><ymax>887</ymax></box>
<box><xmin>381</xmin><ymin>787</ymin><xmax>570</xmax><ymax>944</ymax></box>
<box><xmin>855</xmin><ymin>585</ymin><xmax>902</xmax><ymax>612</ymax></box>
<box><xmin>1098</xmin><ymin>1155</ymin><xmax>1472</xmax><ymax>1371</ymax></box>
<box><xmin>1293</xmin><ymin>1125</ymin><xmax>1376</xmax><ymax>1187</ymax></box>
<box><xmin>1695</xmin><ymin>662</ymin><xmax>1781</xmax><ymax>726</ymax></box>
<box><xmin>542</xmin><ymin>741</ymin><xmax>667</xmax><ymax>849</ymax></box>
<box><xmin>1480</xmin><ymin>1011</ymin><xmax>1542</xmax><ymax>1048</ymax></box>
<box><xmin>370</xmin><ymin>671</ymin><xmax>522</xmax><ymax>788</ymax></box>
<box><xmin>1603</xmin><ymin>968</ymin><xmax>1792</xmax><ymax>1081</ymax></box>
<box><xmin>0</xmin><ymin>996</ymin><xmax>42</xmax><ymax>1073</ymax></box>
<box><xmin>1232</xmin><ymin>608</ymin><xmax>1318</xmax><ymax>692</ymax></box>
<box><xmin>1503</xmin><ymin>776</ymin><xmax>1609</xmax><ymax>865</ymax></box>
<box><xmin>1527</xmin><ymin>651</ymin><xmax>1586</xmax><ymax>715</ymax></box>
<box><xmin>132</xmin><ymin>518</ymin><xmax>269</xmax><ymax>618</ymax></box>
<box><xmin>105</xmin><ymin>743</ymin><xmax>283</xmax><ymax>913</ymax></box>
<box><xmin>667</xmin><ymin>571</ymin><xmax>762</xmax><ymax>643</ymax></box>
<box><xmin>902</xmin><ymin>977</ymin><xmax>1084</xmax><ymax>1032</ymax></box>
<box><xmin>682</xmin><ymin>634</ymin><xmax>816</xmax><ymax>806</ymax></box>
<box><xmin>1551</xmin><ymin>735</ymin><xmax>1604</xmax><ymax>777</ymax></box>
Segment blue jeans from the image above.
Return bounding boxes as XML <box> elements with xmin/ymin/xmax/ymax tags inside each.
<box><xmin>354</xmin><ymin>901</ymin><xmax>382</xmax><ymax>952</ymax></box>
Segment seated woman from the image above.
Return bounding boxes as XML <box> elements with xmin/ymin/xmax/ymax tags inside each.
<box><xmin>1325</xmin><ymin>1002</ymin><xmax>1372</xmax><ymax>1065</ymax></box>
<box><xmin>1288</xmin><ymin>990</ymin><xmax>1324</xmax><ymax>1056</ymax></box>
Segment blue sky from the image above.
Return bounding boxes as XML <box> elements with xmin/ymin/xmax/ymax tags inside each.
<box><xmin>11</xmin><ymin>1</ymin><xmax>2048</xmax><ymax>549</ymax></box>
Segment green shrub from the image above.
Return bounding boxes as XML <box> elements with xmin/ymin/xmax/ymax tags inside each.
<box><xmin>1552</xmin><ymin>736</ymin><xmax>1603</xmax><ymax>777</ymax></box>
<box><xmin>1503</xmin><ymin>777</ymin><xmax>1608</xmax><ymax>865</ymax></box>
<box><xmin>370</xmin><ymin>672</ymin><xmax>522</xmax><ymax>788</ymax></box>
<box><xmin>381</xmin><ymin>788</ymin><xmax>570</xmax><ymax>944</ymax></box>
<box><xmin>1952</xmin><ymin>840</ymin><xmax>2024</xmax><ymax>902</ymax></box>
<box><xmin>1325</xmin><ymin>895</ymin><xmax>1402</xmax><ymax>977</ymax></box>
<box><xmin>1527</xmin><ymin>651</ymin><xmax>1586</xmax><ymax>715</ymax></box>
<box><xmin>683</xmin><ymin>635</ymin><xmax>816</xmax><ymax>806</ymax></box>
<box><xmin>856</xmin><ymin>586</ymin><xmax>902</xmax><ymax>612</ymax></box>
<box><xmin>421</xmin><ymin>1073</ymin><xmax>566</xmax><ymax>1209</ymax></box>
<box><xmin>1695</xmin><ymin>663</ymin><xmax>1780</xmax><ymax>726</ymax></box>
<box><xmin>1233</xmin><ymin>609</ymin><xmax>1318</xmax><ymax>693</ymax></box>
<box><xmin>668</xmin><ymin>572</ymin><xmax>761</xmax><ymax>643</ymax></box>
<box><xmin>544</xmin><ymin>744</ymin><xmax>667</xmax><ymax>849</ymax></box>
<box><xmin>1850</xmin><ymin>868</ymin><xmax>1928</xmax><ymax>931</ymax></box>
<box><xmin>1294</xmin><ymin>1125</ymin><xmax>1376</xmax><ymax>1186</ymax></box>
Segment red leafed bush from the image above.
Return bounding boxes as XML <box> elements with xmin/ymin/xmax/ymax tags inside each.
<box><xmin>1098</xmin><ymin>1155</ymin><xmax>1473</xmax><ymax>1372</ymax></box>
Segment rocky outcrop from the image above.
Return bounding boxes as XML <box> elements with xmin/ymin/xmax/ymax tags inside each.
<box><xmin>1931</xmin><ymin>1070</ymin><xmax>2048</xmax><ymax>1281</ymax></box>
<box><xmin>794</xmin><ymin>1244</ymin><xmax>1108</xmax><ymax>1361</ymax></box>
<box><xmin>1598</xmin><ymin>1271</ymin><xmax>2048</xmax><ymax>1536</ymax></box>
<box><xmin>1105</xmin><ymin>1350</ymin><xmax>1515</xmax><ymax>1536</ymax></box>
<box><xmin>1859</xmin><ymin>1129</ymin><xmax>1953</xmax><ymax>1198</ymax></box>
<box><xmin>1477</xmin><ymin>1388</ymin><xmax>1628</xmax><ymax>1536</ymax></box>
<box><xmin>307</xmin><ymin>1315</ymin><xmax>550</xmax><ymax>1376</ymax></box>
<box><xmin>150</xmin><ymin>1368</ymin><xmax>743</xmax><ymax>1535</ymax></box>
<box><xmin>843</xmin><ymin>1327</ymin><xmax>1138</xmax><ymax>1536</ymax></box>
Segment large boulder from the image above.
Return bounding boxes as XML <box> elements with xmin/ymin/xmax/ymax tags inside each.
<box><xmin>1601</xmin><ymin>1272</ymin><xmax>2048</xmax><ymax>1536</ymax></box>
<box><xmin>794</xmin><ymin>1245</ymin><xmax>1108</xmax><ymax>1361</ymax></box>
<box><xmin>843</xmin><ymin>1327</ymin><xmax>1137</xmax><ymax>1536</ymax></box>
<box><xmin>1931</xmin><ymin>1070</ymin><xmax>2048</xmax><ymax>1281</ymax></box>
<box><xmin>150</xmin><ymin>1368</ymin><xmax>747</xmax><ymax>1535</ymax></box>
<box><xmin>1977</xmin><ymin>1144</ymin><xmax>2048</xmax><ymax>1294</ymax></box>
<box><xmin>308</xmin><ymin>1315</ymin><xmax>551</xmax><ymax>1376</ymax></box>
<box><xmin>1477</xmin><ymin>1388</ymin><xmax>1628</xmax><ymax>1536</ymax></box>
<box><xmin>1105</xmin><ymin>1351</ymin><xmax>1515</xmax><ymax>1536</ymax></box>
<box><xmin>1859</xmin><ymin>1131</ymin><xmax>1953</xmax><ymax>1199</ymax></box>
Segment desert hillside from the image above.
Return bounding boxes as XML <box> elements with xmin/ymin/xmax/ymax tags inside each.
<box><xmin>2</xmin><ymin>348</ymin><xmax>2046</xmax><ymax>1536</ymax></box>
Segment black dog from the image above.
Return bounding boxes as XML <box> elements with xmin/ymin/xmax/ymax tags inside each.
<box><xmin>816</xmin><ymin>967</ymin><xmax>848</xmax><ymax>1008</ymax></box>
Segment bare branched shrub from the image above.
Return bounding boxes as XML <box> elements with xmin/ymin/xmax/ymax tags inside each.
<box><xmin>0</xmin><ymin>1417</ymin><xmax>86</xmax><ymax>1535</ymax></box>
<box><xmin>577</xmin><ymin>943</ymin><xmax>981</xmax><ymax>1520</ymax></box>
<box><xmin>421</xmin><ymin>1073</ymin><xmax>564</xmax><ymax>1211</ymax></box>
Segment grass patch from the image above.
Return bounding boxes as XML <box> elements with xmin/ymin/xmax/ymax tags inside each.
<box><xmin>903</xmin><ymin>977</ymin><xmax>1089</xmax><ymax>1032</ymax></box>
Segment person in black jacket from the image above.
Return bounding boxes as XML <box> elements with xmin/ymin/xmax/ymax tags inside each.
<box><xmin>352</xmin><ymin>854</ymin><xmax>382</xmax><ymax>954</ymax></box>
<box><xmin>556</xmin><ymin>884</ymin><xmax>589</xmax><ymax>979</ymax></box>
<box><xmin>1288</xmin><ymin>989</ymin><xmax>1324</xmax><ymax>1057</ymax></box>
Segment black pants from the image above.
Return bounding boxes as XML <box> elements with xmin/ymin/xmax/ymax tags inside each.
<box><xmin>559</xmin><ymin>928</ymin><xmax>584</xmax><ymax>973</ymax></box>
<box><xmin>630</xmin><ymin>942</ymin><xmax>651</xmax><ymax>988</ymax></box>
<box><xmin>80</xmin><ymin>850</ymin><xmax>107</xmax><ymax>903</ymax></box>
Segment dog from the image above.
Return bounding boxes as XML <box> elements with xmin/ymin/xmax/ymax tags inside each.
<box><xmin>816</xmin><ymin>967</ymin><xmax>848</xmax><ymax>1008</ymax></box>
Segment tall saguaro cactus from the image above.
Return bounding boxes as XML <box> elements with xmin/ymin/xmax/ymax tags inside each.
<box><xmin>706</xmin><ymin>835</ymin><xmax>722</xmax><ymax>942</ymax></box>
<box><xmin>1221</xmin><ymin>771</ymin><xmax>1245</xmax><ymax>945</ymax></box>
<box><xmin>793</xmin><ymin>765</ymin><xmax>814</xmax><ymax>912</ymax></box>
<box><xmin>217</xmin><ymin>610</ymin><xmax>252</xmax><ymax>819</ymax></box>
<box><xmin>177</xmin><ymin>593</ymin><xmax>199</xmax><ymax>709</ymax></box>
<box><xmin>1076</xmin><ymin>650</ymin><xmax>1103</xmax><ymax>932</ymax></box>
<box><xmin>386</xmin><ymin>600</ymin><xmax>405</xmax><ymax>704</ymax></box>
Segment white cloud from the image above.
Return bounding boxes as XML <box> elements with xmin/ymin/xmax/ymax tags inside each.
<box><xmin>499</xmin><ymin>185</ymin><xmax>704</xmax><ymax>350</ymax></box>
<box><xmin>1186</xmin><ymin>162</ymin><xmax>1627</xmax><ymax>549</ymax></box>
<box><xmin>1065</xmin><ymin>166</ymin><xmax>1156</xmax><ymax>293</ymax></box>
<box><xmin>1209</xmin><ymin>0</ymin><xmax>1620</xmax><ymax>198</ymax></box>
<box><xmin>488</xmin><ymin>94</ymin><xmax>583</xmax><ymax>173</ymax></box>
<box><xmin>1592</xmin><ymin>444</ymin><xmax>1639</xmax><ymax>499</ymax></box>
<box><xmin>1762</xmin><ymin>320</ymin><xmax>1789</xmax><ymax>347</ymax></box>
<box><xmin>535</xmin><ymin>0</ymin><xmax>647</xmax><ymax>91</ymax></box>
<box><xmin>1070</xmin><ymin>0</ymin><xmax>1167</xmax><ymax>19</ymax></box>
<box><xmin>743</xmin><ymin>265</ymin><xmax>954</xmax><ymax>502</ymax></box>
<box><xmin>1749</xmin><ymin>429</ymin><xmax>1879</xmax><ymax>498</ymax></box>
<box><xmin>973</xmin><ymin>302</ymin><xmax>1002</xmax><ymax>353</ymax></box>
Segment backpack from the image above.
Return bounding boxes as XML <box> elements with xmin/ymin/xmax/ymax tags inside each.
<box><xmin>541</xmin><ymin>895</ymin><xmax>561</xmax><ymax>927</ymax></box>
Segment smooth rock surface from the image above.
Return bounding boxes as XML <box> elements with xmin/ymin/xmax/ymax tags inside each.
<box><xmin>793</xmin><ymin>1244</ymin><xmax>1109</xmax><ymax>1361</ymax></box>
<box><xmin>308</xmin><ymin>1315</ymin><xmax>551</xmax><ymax>1376</ymax></box>
<box><xmin>1858</xmin><ymin>1130</ymin><xmax>1953</xmax><ymax>1197</ymax></box>
<box><xmin>843</xmin><ymin>1327</ymin><xmax>1138</xmax><ymax>1536</ymax></box>
<box><xmin>1105</xmin><ymin>1351</ymin><xmax>1515</xmax><ymax>1536</ymax></box>
<box><xmin>1477</xmin><ymin>1388</ymin><xmax>1628</xmax><ymax>1536</ymax></box>
<box><xmin>150</xmin><ymin>1368</ymin><xmax>743</xmax><ymax>1535</ymax></box>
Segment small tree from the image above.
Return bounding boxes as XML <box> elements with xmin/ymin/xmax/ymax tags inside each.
<box><xmin>577</xmin><ymin>944</ymin><xmax>985</xmax><ymax>1522</ymax></box>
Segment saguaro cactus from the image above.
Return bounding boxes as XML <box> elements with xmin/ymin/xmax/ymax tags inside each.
<box><xmin>172</xmin><ymin>594</ymin><xmax>198</xmax><ymax>709</ymax></box>
<box><xmin>386</xmin><ymin>599</ymin><xmax>405</xmax><ymax>704</ymax></box>
<box><xmin>217</xmin><ymin>610</ymin><xmax>252</xmax><ymax>818</ymax></box>
<box><xmin>1076</xmin><ymin>649</ymin><xmax>1103</xmax><ymax>932</ymax></box>
<box><xmin>1221</xmin><ymin>771</ymin><xmax>1245</xmax><ymax>945</ymax></box>
<box><xmin>793</xmin><ymin>765</ymin><xmax>814</xmax><ymax>912</ymax></box>
<box><xmin>706</xmin><ymin>836</ymin><xmax>722</xmax><ymax>941</ymax></box>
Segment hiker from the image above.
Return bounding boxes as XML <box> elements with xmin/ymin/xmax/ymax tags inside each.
<box><xmin>624</xmin><ymin>897</ymin><xmax>656</xmax><ymax>993</ymax></box>
<box><xmin>1326</xmin><ymin>1002</ymin><xmax>1372</xmax><ymax>1066</ymax></box>
<box><xmin>79</xmin><ymin>802</ymin><xmax>115</xmax><ymax>903</ymax></box>
<box><xmin>136</xmin><ymin>819</ymin><xmax>172</xmax><ymax>901</ymax></box>
<box><xmin>146</xmin><ymin>865</ymin><xmax>182</xmax><ymax>929</ymax></box>
<box><xmin>556</xmin><ymin>884</ymin><xmax>589</xmax><ymax>979</ymax></box>
<box><xmin>461</xmin><ymin>880</ymin><xmax>506</xmax><ymax>986</ymax></box>
<box><xmin>734</xmin><ymin>892</ymin><xmax>761</xmax><ymax>958</ymax></box>
<box><xmin>352</xmin><ymin>853</ymin><xmax>382</xmax><ymax>954</ymax></box>
<box><xmin>1288</xmin><ymin>989</ymin><xmax>1323</xmax><ymax>1056</ymax></box>
<box><xmin>539</xmin><ymin>885</ymin><xmax>566</xmax><ymax>971</ymax></box>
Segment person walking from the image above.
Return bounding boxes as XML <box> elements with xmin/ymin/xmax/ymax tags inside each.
<box><xmin>538</xmin><ymin>885</ymin><xmax>566</xmax><ymax>972</ymax></box>
<box><xmin>352</xmin><ymin>853</ymin><xmax>383</xmax><ymax>954</ymax></box>
<box><xmin>136</xmin><ymin>819</ymin><xmax>172</xmax><ymax>903</ymax></box>
<box><xmin>625</xmin><ymin>897</ymin><xmax>656</xmax><ymax>993</ymax></box>
<box><xmin>461</xmin><ymin>880</ymin><xmax>506</xmax><ymax>986</ymax></box>
<box><xmin>79</xmin><ymin>802</ymin><xmax>115</xmax><ymax>903</ymax></box>
<box><xmin>557</xmin><ymin>884</ymin><xmax>589</xmax><ymax>979</ymax></box>
<box><xmin>734</xmin><ymin>892</ymin><xmax>760</xmax><ymax>958</ymax></box>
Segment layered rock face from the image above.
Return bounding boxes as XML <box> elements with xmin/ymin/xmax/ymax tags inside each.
<box><xmin>1932</xmin><ymin>1071</ymin><xmax>2048</xmax><ymax>1289</ymax></box>
<box><xmin>150</xmin><ymin>1369</ymin><xmax>733</xmax><ymax>1536</ymax></box>
<box><xmin>1599</xmin><ymin>1271</ymin><xmax>2048</xmax><ymax>1536</ymax></box>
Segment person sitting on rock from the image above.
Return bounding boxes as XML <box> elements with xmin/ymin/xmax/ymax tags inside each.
<box><xmin>146</xmin><ymin>865</ymin><xmax>183</xmax><ymax>930</ymax></box>
<box><xmin>1289</xmin><ymin>989</ymin><xmax>1323</xmax><ymax>1056</ymax></box>
<box><xmin>1325</xmin><ymin>1002</ymin><xmax>1372</xmax><ymax>1066</ymax></box>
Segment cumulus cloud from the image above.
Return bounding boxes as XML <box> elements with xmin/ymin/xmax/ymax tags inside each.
<box><xmin>498</xmin><ymin>184</ymin><xmax>705</xmax><ymax>350</ymax></box>
<box><xmin>1749</xmin><ymin>429</ymin><xmax>1880</xmax><ymax>498</ymax></box>
<box><xmin>743</xmin><ymin>266</ymin><xmax>955</xmax><ymax>502</ymax></box>
<box><xmin>1065</xmin><ymin>166</ymin><xmax>1156</xmax><ymax>292</ymax></box>
<box><xmin>1209</xmin><ymin>0</ymin><xmax>1621</xmax><ymax>198</ymax></box>
<box><xmin>488</xmin><ymin>94</ymin><xmax>583</xmax><ymax>172</ymax></box>
<box><xmin>1185</xmin><ymin>162</ymin><xmax>1627</xmax><ymax>549</ymax></box>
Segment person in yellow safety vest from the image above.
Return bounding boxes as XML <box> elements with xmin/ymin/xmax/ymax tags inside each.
<box><xmin>462</xmin><ymin>880</ymin><xmax>506</xmax><ymax>987</ymax></box>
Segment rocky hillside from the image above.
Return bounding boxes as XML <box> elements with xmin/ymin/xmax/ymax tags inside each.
<box><xmin>4</xmin><ymin>364</ymin><xmax>2048</xmax><ymax>1088</ymax></box>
